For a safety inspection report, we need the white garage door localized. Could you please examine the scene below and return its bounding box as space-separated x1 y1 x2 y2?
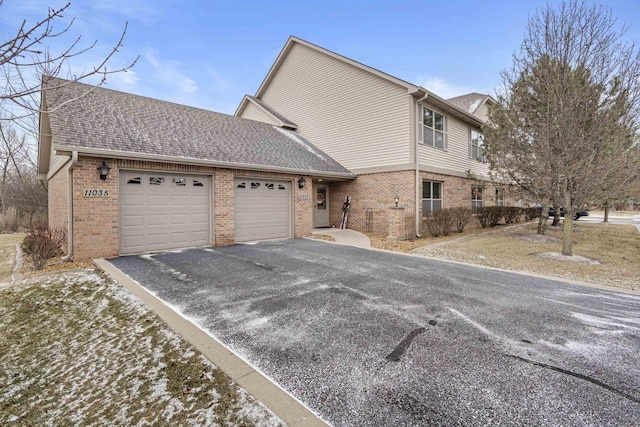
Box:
120 171 211 254
235 179 291 242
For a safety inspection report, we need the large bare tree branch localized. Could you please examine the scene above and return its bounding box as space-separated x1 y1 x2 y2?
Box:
0 0 139 124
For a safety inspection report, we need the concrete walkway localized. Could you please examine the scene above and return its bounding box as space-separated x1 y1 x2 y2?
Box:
311 228 371 248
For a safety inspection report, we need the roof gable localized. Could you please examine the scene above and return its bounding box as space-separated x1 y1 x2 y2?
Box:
40 77 352 178
248 36 484 127
236 95 297 129
447 93 495 115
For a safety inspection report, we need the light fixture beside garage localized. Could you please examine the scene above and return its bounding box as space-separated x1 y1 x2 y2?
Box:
97 161 111 180
298 176 306 189
394 194 399 207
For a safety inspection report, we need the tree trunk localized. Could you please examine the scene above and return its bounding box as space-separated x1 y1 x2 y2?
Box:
552 206 561 226
537 202 549 235
603 200 609 223
562 214 573 255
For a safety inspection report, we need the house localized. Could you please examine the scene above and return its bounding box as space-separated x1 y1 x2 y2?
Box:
37 76 353 260
236 36 505 236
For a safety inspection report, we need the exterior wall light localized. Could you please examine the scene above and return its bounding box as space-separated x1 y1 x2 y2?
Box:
98 160 111 180
298 176 306 189
394 195 399 207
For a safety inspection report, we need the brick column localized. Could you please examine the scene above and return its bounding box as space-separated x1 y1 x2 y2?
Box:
386 206 405 241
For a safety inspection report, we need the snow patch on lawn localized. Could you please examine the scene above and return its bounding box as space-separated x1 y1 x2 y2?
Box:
0 270 284 426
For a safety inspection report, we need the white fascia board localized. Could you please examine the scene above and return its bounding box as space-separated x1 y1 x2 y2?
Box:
53 146 355 180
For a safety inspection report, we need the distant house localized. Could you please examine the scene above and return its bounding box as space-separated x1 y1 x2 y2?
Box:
37 77 353 259
236 36 502 235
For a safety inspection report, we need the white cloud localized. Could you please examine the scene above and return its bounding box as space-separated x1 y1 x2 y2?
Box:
415 75 474 99
107 69 140 88
144 50 198 95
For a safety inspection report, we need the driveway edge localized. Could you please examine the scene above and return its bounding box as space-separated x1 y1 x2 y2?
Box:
94 258 329 427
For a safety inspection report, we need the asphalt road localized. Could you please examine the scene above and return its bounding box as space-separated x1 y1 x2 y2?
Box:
110 240 640 426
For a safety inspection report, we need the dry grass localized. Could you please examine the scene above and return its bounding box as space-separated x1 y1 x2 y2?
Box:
366 226 491 253
310 234 336 242
0 239 283 426
392 222 640 292
0 233 24 282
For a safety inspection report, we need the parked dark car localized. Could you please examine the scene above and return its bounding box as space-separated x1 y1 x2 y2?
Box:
534 205 589 220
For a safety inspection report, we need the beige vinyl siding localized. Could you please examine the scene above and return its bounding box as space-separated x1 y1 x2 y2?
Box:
48 151 70 179
241 102 281 126
259 43 411 170
418 113 489 177
474 102 490 122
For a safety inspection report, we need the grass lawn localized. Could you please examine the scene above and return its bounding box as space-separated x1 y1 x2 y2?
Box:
0 233 25 282
0 235 283 426
370 221 639 292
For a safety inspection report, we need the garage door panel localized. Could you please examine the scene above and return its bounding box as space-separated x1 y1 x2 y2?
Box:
120 171 211 254
235 179 291 242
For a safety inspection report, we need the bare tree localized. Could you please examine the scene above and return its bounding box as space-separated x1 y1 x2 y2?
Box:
1 1 138 131
0 1 137 230
485 0 640 255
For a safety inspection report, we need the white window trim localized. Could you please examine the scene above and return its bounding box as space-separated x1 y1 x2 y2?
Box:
470 129 485 162
471 185 483 214
422 180 443 217
418 105 448 150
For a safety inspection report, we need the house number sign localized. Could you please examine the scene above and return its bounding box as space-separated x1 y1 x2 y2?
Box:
83 189 110 197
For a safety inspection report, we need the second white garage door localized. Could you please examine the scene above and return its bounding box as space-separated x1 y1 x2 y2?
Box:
235 179 291 242
120 171 211 254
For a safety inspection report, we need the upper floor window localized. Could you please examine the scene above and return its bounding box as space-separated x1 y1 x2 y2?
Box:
420 106 447 149
471 185 483 214
470 129 485 162
422 180 443 215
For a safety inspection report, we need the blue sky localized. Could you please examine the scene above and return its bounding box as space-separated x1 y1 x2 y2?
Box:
2 0 639 115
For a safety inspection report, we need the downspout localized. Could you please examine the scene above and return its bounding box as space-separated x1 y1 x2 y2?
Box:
61 151 78 262
414 90 429 237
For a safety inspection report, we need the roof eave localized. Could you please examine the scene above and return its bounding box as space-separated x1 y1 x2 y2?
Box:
53 146 355 180
416 87 484 127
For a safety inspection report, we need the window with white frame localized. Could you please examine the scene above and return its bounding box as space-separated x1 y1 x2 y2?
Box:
422 180 443 215
495 188 505 207
471 185 483 214
470 129 485 162
420 106 447 149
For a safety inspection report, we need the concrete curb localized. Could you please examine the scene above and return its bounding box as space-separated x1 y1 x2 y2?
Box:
94 258 329 427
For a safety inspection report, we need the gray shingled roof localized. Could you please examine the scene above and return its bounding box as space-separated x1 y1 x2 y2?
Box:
43 77 352 176
447 93 489 115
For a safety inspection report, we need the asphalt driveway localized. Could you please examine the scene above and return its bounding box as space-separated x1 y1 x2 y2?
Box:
109 239 640 426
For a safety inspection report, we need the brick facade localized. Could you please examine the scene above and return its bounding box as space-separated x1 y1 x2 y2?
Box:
47 162 70 254
54 156 314 260
325 169 513 237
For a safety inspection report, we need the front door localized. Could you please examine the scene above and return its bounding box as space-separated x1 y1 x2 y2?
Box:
314 184 330 227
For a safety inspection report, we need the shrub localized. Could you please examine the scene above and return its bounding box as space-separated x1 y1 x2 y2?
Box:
524 207 538 221
23 226 67 270
476 206 504 228
503 206 522 224
450 207 472 233
423 208 455 237
1 207 19 232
